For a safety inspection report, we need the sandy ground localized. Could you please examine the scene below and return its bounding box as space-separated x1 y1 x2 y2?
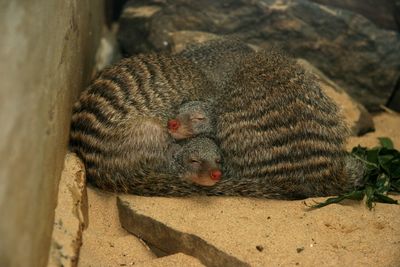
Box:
78 189 156 267
75 111 400 267
118 194 400 267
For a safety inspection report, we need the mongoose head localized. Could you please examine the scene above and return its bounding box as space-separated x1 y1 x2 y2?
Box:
172 137 222 186
168 101 215 140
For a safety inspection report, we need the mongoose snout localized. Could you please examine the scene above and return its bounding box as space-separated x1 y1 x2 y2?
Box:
177 137 222 186
179 155 223 186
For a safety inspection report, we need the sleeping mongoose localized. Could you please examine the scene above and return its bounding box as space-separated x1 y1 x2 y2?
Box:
169 137 222 187
169 38 252 139
70 43 364 198
171 41 365 198
69 53 219 191
210 50 364 199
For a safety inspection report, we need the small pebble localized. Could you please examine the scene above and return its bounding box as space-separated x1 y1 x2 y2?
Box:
296 247 304 253
256 245 264 252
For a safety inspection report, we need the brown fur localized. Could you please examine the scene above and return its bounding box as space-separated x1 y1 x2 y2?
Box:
69 54 219 191
210 50 361 199
70 43 364 199
171 41 365 199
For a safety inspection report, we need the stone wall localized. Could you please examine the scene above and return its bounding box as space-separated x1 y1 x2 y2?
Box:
0 1 104 266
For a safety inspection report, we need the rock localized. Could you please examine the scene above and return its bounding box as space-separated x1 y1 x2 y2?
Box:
117 0 400 110
347 111 400 150
297 58 374 136
168 30 260 54
168 31 220 54
94 24 122 73
117 194 400 266
134 253 205 267
47 153 88 267
386 75 400 112
0 1 103 266
118 4 162 55
310 0 400 31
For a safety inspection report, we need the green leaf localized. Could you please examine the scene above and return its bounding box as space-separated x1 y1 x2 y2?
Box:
379 154 394 174
373 193 398 205
365 186 375 210
375 173 390 194
309 191 365 209
366 148 380 165
388 159 400 178
312 138 399 210
391 180 400 192
378 137 394 149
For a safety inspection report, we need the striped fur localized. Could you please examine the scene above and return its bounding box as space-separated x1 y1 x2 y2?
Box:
211 50 358 198
70 44 364 199
69 54 217 192
180 37 254 88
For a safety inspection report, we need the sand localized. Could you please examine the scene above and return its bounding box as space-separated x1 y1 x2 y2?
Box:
74 111 400 267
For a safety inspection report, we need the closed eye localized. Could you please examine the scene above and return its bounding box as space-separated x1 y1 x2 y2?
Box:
189 159 201 164
191 117 205 121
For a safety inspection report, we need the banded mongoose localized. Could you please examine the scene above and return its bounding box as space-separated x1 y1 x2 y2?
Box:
170 137 222 187
169 38 253 139
69 53 220 191
70 43 364 199
209 50 365 199
172 39 365 198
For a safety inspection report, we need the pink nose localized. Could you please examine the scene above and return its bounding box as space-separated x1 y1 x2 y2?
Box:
168 119 180 131
210 170 222 181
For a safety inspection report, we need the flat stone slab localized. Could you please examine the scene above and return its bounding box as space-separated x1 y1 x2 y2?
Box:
118 194 400 266
134 253 205 267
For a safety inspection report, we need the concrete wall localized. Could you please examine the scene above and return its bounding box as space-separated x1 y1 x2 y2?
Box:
0 1 104 266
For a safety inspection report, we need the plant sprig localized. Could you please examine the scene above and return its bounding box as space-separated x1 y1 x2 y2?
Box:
309 137 400 210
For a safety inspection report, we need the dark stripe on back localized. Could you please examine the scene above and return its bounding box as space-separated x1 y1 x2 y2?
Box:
69 137 105 155
146 60 171 105
99 70 133 106
70 114 109 139
157 57 181 98
74 103 113 126
226 143 343 164
267 131 343 147
88 86 128 115
131 58 153 109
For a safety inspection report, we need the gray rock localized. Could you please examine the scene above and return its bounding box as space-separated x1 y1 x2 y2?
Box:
168 31 220 54
310 0 400 31
386 75 400 112
117 0 400 110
